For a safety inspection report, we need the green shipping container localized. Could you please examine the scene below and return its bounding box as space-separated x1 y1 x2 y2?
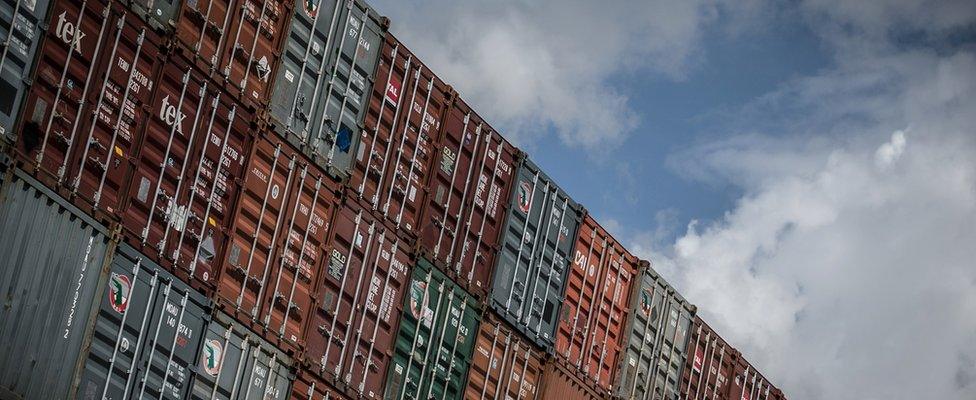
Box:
384 258 481 400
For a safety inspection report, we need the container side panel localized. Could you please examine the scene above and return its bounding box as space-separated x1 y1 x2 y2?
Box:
537 359 603 400
218 0 290 108
464 313 543 400
0 0 50 138
0 171 110 400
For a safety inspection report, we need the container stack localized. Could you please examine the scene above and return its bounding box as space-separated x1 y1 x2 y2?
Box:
0 0 788 399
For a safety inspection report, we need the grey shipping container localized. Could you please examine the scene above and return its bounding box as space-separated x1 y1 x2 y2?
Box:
489 157 582 351
613 266 695 400
0 0 51 139
192 311 294 400
0 168 113 400
268 0 387 181
74 244 212 400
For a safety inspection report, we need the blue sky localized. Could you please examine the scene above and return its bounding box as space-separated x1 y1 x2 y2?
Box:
372 1 976 398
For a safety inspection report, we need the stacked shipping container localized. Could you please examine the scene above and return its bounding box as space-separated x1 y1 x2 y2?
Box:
0 0 788 398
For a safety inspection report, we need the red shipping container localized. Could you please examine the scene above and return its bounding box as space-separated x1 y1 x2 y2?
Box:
349 34 451 238
465 312 544 400
416 98 518 302
173 0 293 110
554 214 639 393
303 199 411 400
121 52 255 298
537 357 604 400
680 317 788 400
14 0 165 220
290 369 353 400
217 134 340 354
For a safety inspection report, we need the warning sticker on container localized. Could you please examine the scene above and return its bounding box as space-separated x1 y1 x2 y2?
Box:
517 181 532 214
108 273 131 314
202 339 223 376
385 76 401 106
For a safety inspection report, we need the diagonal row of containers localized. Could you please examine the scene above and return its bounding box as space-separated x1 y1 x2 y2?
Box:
0 0 787 398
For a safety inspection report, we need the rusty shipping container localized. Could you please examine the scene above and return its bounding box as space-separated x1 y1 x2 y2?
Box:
75 244 211 400
613 266 695 400
217 134 340 355
303 198 411 400
173 0 293 110
191 311 294 400
553 214 639 395
0 0 51 138
537 357 604 400
120 51 255 297
680 317 787 400
290 369 352 400
416 98 518 302
383 258 481 400
464 312 544 400
489 157 583 351
268 0 386 181
14 0 166 220
349 33 452 238
0 169 113 399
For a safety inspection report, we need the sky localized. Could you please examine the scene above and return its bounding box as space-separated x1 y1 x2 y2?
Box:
368 1 976 399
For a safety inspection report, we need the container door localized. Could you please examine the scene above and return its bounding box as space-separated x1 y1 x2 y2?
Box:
0 0 51 138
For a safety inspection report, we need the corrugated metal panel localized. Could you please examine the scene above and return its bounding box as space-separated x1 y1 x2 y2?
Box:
0 0 51 138
416 98 518 302
464 312 543 400
303 199 410 400
120 51 256 297
14 0 167 220
537 358 603 400
384 258 480 400
0 169 112 400
614 266 694 400
218 134 340 355
554 214 639 394
75 244 211 400
191 311 294 400
269 0 386 181
489 157 582 351
289 369 352 400
349 34 451 239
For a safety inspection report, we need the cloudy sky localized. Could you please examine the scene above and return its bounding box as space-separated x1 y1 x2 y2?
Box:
368 1 976 398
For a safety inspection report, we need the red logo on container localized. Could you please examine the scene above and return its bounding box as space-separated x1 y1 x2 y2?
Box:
693 347 704 372
303 0 317 18
108 273 131 314
386 76 402 106
517 182 532 214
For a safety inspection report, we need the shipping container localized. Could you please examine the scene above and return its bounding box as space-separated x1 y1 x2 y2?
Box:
191 311 295 400
268 0 386 182
613 266 694 400
14 0 166 220
0 0 51 138
679 317 787 400
384 258 481 400
537 357 603 400
217 134 340 355
489 157 582 351
464 311 544 400
173 0 293 110
416 98 518 302
0 169 113 400
121 51 255 297
75 244 211 400
553 214 639 394
303 198 411 400
290 369 352 400
126 0 181 32
349 34 452 238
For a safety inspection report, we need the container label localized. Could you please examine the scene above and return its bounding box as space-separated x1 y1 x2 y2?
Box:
409 280 428 319
385 76 401 106
203 339 224 376
693 347 703 372
640 289 653 317
517 181 532 214
108 273 131 314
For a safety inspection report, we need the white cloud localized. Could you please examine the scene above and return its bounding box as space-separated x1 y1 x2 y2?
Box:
642 8 976 399
368 0 730 150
